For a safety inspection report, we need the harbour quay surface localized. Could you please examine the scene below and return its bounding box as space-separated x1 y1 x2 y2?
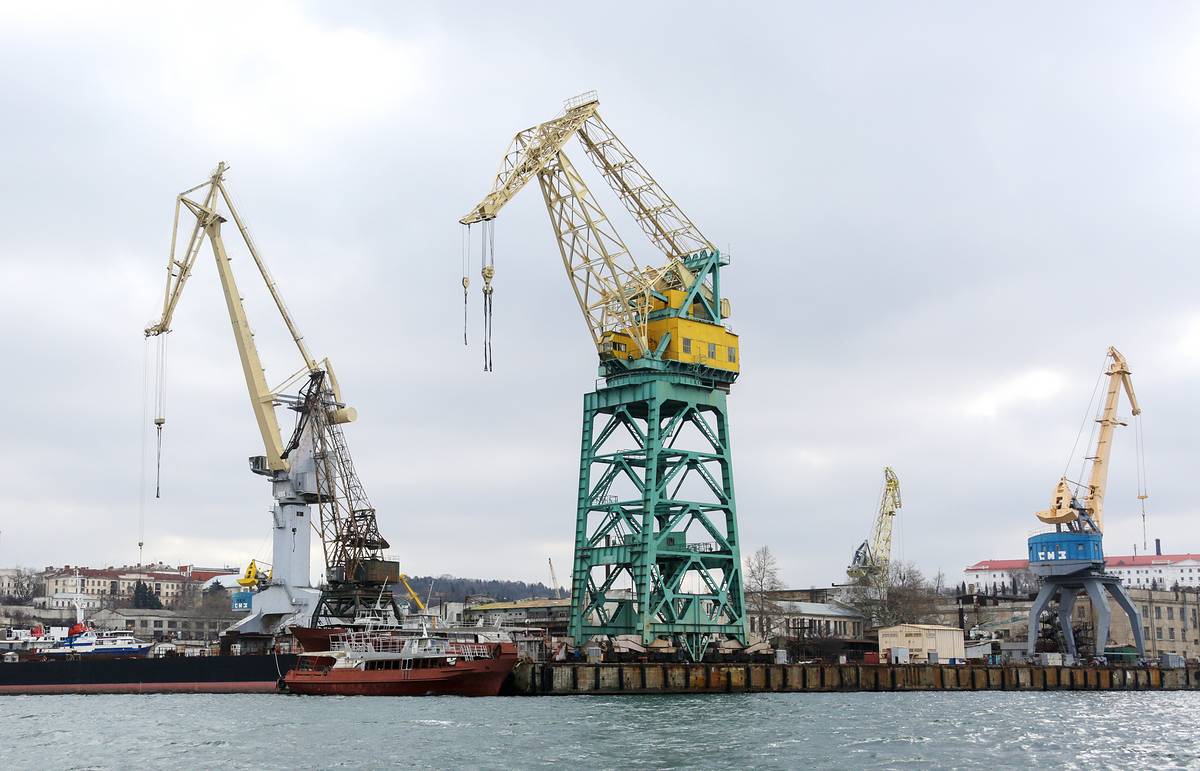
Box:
512 661 1200 695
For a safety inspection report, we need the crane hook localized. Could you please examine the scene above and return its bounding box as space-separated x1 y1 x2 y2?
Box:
481 265 495 372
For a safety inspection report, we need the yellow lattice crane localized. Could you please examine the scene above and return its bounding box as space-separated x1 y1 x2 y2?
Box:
396 574 426 613
460 91 738 374
848 467 901 582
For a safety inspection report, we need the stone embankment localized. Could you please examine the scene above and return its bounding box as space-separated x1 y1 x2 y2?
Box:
512 662 1200 695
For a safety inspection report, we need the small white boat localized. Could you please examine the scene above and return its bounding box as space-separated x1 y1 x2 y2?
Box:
41 628 152 658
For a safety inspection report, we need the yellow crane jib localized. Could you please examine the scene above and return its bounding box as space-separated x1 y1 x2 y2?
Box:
848 467 901 580
1035 346 1141 533
237 559 265 588
397 574 426 612
458 93 738 376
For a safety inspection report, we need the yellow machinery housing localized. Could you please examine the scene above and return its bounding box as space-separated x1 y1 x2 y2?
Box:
600 289 739 374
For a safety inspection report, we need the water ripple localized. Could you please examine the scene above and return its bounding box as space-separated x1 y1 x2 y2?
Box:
1 691 1198 769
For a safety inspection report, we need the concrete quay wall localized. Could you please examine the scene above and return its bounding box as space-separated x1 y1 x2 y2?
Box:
512 662 1200 695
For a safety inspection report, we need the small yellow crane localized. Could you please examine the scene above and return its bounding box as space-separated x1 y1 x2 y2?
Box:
847 467 901 584
396 574 426 612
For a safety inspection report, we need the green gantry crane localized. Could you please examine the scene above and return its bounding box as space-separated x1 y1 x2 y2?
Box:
460 93 746 660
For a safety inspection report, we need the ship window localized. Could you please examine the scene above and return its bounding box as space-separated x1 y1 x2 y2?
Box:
728 346 736 362
682 338 692 354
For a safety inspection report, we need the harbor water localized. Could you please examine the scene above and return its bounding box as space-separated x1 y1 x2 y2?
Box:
2 692 1198 769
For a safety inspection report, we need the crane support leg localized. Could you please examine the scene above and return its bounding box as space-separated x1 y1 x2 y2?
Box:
1025 571 1144 659
1082 577 1113 659
568 376 747 660
1026 582 1056 657
1108 581 1146 657
1057 587 1079 658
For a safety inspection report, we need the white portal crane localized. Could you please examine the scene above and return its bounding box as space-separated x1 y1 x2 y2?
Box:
145 163 392 638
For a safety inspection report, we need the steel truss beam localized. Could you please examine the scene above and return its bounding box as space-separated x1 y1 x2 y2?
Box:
568 378 747 659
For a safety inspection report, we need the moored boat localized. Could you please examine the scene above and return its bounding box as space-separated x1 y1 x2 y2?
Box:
40 626 152 659
284 632 517 696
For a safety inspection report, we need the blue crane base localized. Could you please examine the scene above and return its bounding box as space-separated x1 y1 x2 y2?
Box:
1026 533 1145 659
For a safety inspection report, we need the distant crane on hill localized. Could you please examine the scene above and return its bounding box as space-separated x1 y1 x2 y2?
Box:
847 467 901 590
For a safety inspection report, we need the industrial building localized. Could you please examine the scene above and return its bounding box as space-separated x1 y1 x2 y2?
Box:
37 564 239 610
89 607 241 642
749 600 865 641
463 598 571 637
878 624 966 664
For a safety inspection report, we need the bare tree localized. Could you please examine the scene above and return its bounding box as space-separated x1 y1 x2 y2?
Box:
1010 569 1037 595
2 568 39 605
744 546 784 640
846 561 940 627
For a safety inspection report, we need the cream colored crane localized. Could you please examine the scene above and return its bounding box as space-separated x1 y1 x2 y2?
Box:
460 91 722 359
1036 347 1141 533
145 162 392 632
848 467 901 581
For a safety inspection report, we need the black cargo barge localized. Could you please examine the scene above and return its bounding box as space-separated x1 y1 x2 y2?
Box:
0 654 297 695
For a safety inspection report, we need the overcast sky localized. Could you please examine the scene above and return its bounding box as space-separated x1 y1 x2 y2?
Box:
1 2 1198 589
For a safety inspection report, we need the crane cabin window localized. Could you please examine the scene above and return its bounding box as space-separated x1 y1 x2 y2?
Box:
682 338 692 354
707 343 717 359
727 346 736 363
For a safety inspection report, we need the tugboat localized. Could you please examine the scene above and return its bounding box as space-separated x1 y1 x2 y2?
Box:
284 631 517 696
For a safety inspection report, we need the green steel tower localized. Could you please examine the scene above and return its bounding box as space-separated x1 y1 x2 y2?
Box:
461 93 747 659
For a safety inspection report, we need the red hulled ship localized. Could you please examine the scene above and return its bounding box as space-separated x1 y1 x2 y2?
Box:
283 632 517 696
